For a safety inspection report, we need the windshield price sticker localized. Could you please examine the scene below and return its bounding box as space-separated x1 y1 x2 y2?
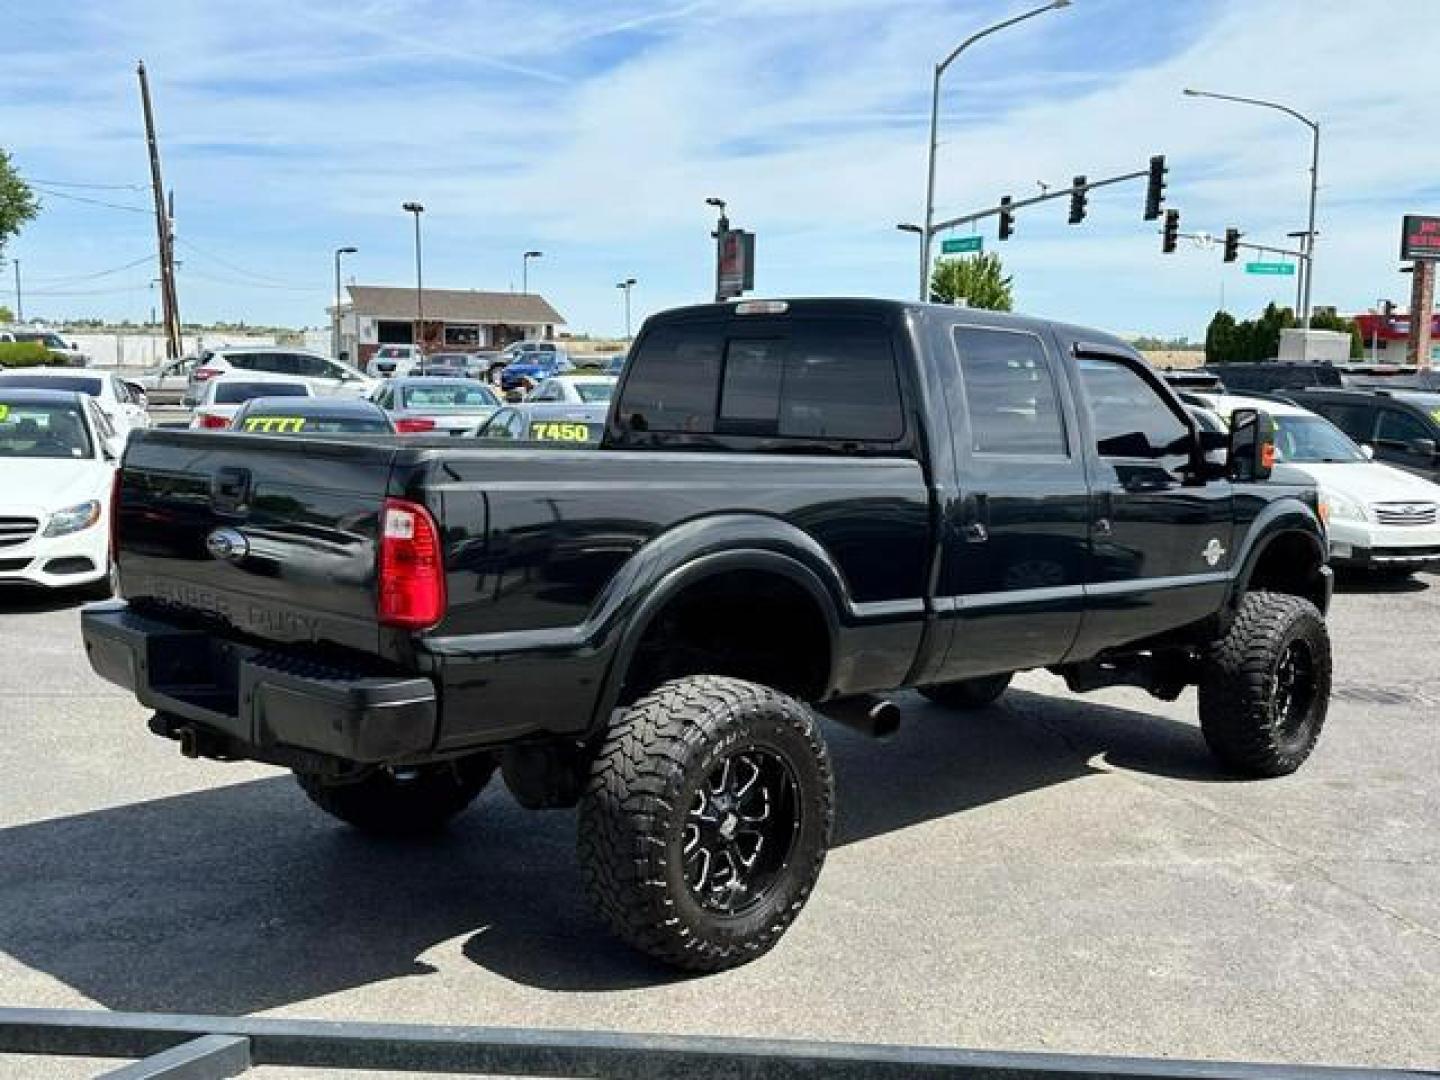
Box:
0 405 9 422
242 416 307 434
529 421 594 442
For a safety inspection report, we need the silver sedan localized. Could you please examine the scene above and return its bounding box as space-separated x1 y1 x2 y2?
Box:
369 377 502 435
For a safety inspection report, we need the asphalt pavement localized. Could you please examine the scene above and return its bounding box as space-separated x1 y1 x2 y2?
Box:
1 574 1437 1078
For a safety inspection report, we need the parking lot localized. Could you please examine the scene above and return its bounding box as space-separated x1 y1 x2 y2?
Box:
1 570 1437 1076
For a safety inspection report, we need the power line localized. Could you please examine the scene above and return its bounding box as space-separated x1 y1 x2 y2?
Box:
23 281 154 297
181 265 323 293
174 236 315 289
22 177 149 192
29 184 152 214
24 254 156 287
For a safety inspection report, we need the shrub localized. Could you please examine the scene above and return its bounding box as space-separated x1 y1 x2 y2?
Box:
0 342 52 367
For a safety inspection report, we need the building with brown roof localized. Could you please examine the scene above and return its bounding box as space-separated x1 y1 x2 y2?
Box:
334 285 565 367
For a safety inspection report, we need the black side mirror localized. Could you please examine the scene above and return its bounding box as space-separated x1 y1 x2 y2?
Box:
1229 408 1277 482
1408 437 1437 458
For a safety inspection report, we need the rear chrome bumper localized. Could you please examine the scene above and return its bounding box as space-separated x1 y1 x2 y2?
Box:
81 603 436 764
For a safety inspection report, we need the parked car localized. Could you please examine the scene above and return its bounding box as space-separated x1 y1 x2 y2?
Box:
369 377 502 435
497 342 574 391
601 353 627 377
1202 361 1343 393
0 388 119 595
0 329 90 367
228 395 395 435
0 368 150 438
88 299 1335 972
473 402 609 444
418 352 495 379
525 375 617 406
367 344 426 379
186 347 373 405
190 378 313 429
135 356 199 406
1284 388 1440 482
1205 393 1440 576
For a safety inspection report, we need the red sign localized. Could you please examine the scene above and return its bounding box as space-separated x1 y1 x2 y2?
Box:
1401 214 1440 261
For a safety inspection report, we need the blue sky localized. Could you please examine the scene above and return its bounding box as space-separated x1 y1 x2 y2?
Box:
1 0 1435 339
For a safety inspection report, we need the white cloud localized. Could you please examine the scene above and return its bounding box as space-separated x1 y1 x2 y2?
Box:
2 0 1435 337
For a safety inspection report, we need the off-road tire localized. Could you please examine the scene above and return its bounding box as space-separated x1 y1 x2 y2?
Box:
920 673 1013 710
294 755 496 836
578 675 834 972
1198 591 1331 777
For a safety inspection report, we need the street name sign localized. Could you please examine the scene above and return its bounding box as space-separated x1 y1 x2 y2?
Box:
1245 262 1295 276
941 236 983 254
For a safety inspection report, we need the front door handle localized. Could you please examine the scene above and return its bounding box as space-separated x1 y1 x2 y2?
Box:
960 492 990 544
1095 489 1114 538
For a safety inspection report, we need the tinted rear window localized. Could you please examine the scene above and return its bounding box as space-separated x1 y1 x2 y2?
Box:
214 381 309 403
621 318 903 442
0 375 102 396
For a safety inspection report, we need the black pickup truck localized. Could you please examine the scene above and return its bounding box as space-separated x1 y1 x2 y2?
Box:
83 299 1333 971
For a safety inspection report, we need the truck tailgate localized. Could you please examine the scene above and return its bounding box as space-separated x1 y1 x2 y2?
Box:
116 430 402 658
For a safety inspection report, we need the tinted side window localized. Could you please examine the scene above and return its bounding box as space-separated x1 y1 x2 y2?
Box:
1305 400 1375 441
291 354 330 378
619 323 723 432
953 328 1066 456
1376 408 1431 447
1078 358 1189 461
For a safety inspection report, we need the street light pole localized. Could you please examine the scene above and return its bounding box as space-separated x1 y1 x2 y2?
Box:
333 246 357 361
12 259 20 323
616 278 637 340
919 0 1071 301
1182 88 1320 329
522 250 543 294
402 202 425 351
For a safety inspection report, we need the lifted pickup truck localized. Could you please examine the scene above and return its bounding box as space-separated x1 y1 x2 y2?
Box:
83 299 1333 971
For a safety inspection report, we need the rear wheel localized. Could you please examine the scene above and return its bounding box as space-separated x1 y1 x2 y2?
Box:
579 676 834 971
294 755 495 836
1198 591 1331 777
920 673 1012 710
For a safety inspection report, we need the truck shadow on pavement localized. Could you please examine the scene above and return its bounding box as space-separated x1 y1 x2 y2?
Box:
0 688 1225 1010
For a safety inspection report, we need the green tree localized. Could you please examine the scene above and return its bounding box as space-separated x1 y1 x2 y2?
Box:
0 304 12 323
0 150 39 265
1309 307 1365 359
929 252 1013 310
1205 310 1238 364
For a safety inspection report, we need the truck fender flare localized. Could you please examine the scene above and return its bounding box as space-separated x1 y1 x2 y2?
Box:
1227 500 1328 607
587 516 848 730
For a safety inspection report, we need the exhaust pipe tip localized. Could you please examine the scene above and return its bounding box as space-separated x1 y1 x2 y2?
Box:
820 695 902 740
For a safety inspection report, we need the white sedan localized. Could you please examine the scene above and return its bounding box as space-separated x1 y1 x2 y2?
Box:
1209 394 1440 576
190 376 314 429
0 388 119 594
0 368 150 439
524 375 617 406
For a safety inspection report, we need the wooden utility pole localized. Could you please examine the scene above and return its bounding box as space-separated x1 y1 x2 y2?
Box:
1407 261 1435 370
138 61 181 360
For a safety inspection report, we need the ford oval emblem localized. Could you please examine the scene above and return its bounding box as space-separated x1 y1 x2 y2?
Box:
206 527 249 562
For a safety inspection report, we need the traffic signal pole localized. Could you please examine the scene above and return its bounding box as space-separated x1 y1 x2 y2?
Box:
928 165 1150 236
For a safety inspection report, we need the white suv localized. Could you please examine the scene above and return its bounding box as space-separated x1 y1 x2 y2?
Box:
185 347 373 405
368 344 425 378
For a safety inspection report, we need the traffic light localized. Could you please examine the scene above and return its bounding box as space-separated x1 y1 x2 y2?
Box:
1223 227 1241 263
1144 155 1166 221
998 195 1015 240
1162 209 1179 253
1068 176 1088 225
1382 299 1395 319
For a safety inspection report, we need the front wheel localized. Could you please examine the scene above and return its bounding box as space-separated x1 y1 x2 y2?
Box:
1198 591 1331 777
294 755 496 836
579 676 834 972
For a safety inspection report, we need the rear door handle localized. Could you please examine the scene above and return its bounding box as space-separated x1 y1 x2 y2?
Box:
1095 490 1114 538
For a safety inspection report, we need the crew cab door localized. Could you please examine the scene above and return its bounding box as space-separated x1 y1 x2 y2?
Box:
1063 342 1233 657
933 324 1089 680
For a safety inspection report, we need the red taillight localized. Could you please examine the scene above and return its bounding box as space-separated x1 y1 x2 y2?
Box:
193 367 221 382
395 417 436 434
196 412 230 429
109 469 123 573
378 498 446 630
